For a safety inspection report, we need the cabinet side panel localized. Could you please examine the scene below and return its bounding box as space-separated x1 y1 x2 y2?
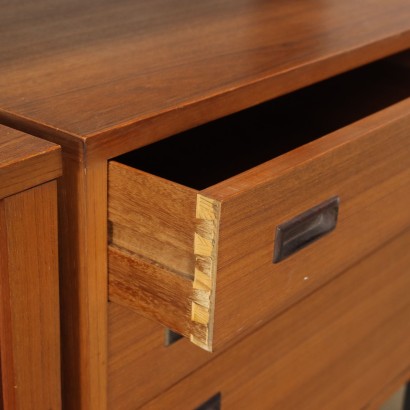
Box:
0 182 61 409
0 200 16 409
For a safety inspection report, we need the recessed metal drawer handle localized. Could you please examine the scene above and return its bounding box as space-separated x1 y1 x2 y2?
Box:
164 328 183 346
195 393 221 410
273 196 340 263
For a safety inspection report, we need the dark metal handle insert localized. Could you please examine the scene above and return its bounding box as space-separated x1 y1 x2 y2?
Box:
164 328 183 346
273 196 339 263
196 393 221 410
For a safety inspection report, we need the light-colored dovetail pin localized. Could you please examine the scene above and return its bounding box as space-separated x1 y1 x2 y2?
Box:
191 194 221 351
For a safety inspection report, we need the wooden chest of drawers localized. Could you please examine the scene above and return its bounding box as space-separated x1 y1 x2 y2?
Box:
0 127 62 409
0 1 410 409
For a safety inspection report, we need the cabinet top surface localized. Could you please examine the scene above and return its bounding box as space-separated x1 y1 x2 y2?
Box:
0 127 59 170
0 0 409 153
0 126 61 198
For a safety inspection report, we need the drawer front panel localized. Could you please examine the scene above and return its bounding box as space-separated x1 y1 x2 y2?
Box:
142 230 410 410
207 99 410 350
109 98 410 352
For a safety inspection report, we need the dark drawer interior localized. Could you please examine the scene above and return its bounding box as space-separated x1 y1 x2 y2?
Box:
115 50 410 190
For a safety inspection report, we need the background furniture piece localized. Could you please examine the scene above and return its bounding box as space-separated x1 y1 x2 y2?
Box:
0 1 409 408
405 384 410 410
0 126 62 409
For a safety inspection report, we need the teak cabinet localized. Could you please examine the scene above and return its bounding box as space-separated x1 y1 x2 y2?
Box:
0 1 410 409
0 127 62 409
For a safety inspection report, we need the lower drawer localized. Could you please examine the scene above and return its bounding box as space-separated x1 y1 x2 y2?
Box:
108 303 211 410
140 229 410 410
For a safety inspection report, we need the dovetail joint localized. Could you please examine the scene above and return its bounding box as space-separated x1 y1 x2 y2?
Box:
191 194 220 351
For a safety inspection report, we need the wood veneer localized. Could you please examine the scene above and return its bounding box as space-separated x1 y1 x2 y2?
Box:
142 230 410 410
0 0 409 158
0 1 409 408
108 303 210 409
0 184 61 409
109 96 410 351
0 127 61 200
0 127 62 409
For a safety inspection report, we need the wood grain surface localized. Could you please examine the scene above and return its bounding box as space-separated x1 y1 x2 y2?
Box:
368 369 410 410
109 163 197 277
0 182 61 409
108 296 409 409
108 163 221 349
56 158 108 410
0 0 409 159
0 350 3 409
0 126 61 199
109 97 410 351
207 98 410 351
108 303 211 410
0 2 408 408
142 229 410 410
109 246 192 336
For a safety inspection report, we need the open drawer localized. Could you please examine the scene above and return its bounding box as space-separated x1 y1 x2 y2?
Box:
108 52 410 351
